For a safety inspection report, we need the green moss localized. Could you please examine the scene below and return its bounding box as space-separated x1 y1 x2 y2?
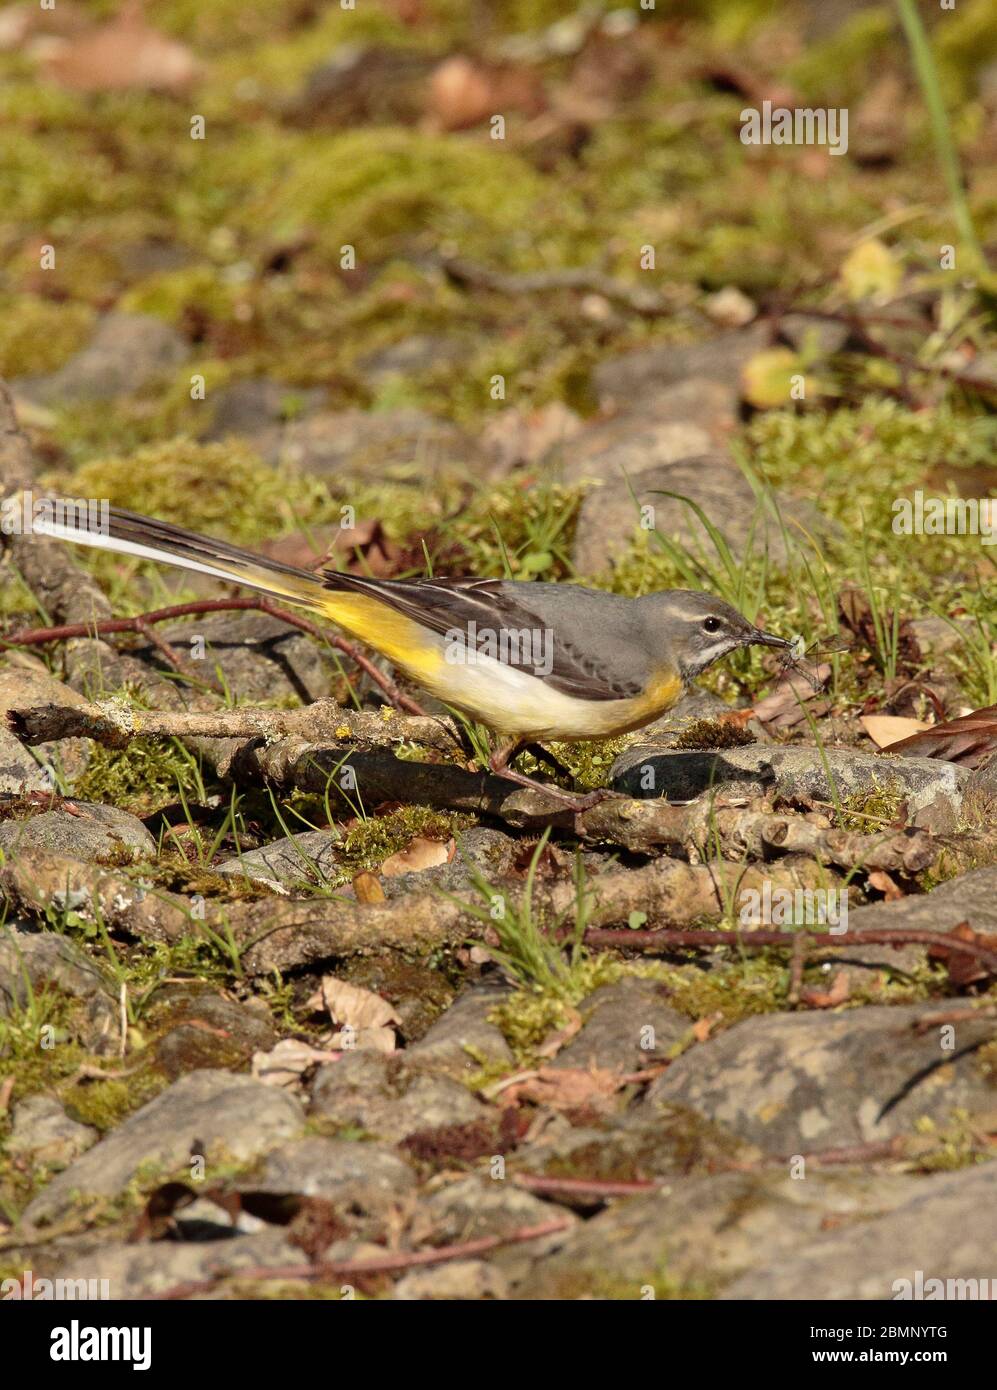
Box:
834 781 907 833
50 438 327 542
340 806 476 877
72 739 202 815
0 296 96 378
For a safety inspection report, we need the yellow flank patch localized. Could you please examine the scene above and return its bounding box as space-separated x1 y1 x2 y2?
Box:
639 668 684 717
319 592 444 684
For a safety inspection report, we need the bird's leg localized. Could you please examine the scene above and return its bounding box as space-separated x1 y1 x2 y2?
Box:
522 741 574 779
487 739 618 812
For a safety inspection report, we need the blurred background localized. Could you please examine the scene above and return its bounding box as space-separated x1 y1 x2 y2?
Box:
1 0 996 677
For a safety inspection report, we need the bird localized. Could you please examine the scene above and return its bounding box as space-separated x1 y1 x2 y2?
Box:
32 504 791 807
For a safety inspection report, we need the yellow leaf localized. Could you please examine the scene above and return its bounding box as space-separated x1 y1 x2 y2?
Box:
839 238 902 303
741 348 807 408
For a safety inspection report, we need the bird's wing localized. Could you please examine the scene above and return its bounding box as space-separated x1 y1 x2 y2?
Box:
321 572 642 701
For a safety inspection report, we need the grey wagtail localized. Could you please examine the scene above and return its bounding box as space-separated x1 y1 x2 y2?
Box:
32 505 791 806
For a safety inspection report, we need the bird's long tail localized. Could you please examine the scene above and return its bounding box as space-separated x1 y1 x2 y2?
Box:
28 502 445 684
31 503 333 612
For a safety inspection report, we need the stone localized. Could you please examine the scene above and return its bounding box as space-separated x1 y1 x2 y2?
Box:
552 416 712 489
21 313 188 403
309 1051 481 1143
24 1071 304 1226
517 1168 924 1298
6 1095 98 1168
203 377 326 440
404 983 514 1079
609 741 968 817
150 989 277 1081
722 1162 997 1300
0 801 155 863
153 610 336 704
645 1000 997 1153
393 1259 510 1300
547 977 687 1072
571 454 831 577
215 830 344 889
0 927 118 1051
592 325 770 413
242 1136 417 1209
256 408 485 481
844 865 997 938
0 665 92 789
19 1227 304 1300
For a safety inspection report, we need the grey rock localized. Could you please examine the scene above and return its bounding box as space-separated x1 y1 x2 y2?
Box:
0 927 117 1050
288 44 434 126
548 977 687 1072
22 313 188 403
310 1051 481 1143
592 325 769 412
405 984 514 1079
151 989 276 1080
722 1162 997 1300
646 1001 997 1153
203 377 326 440
572 454 832 577
256 407 485 481
0 666 91 789
844 865 997 938
0 801 155 863
552 416 712 488
413 1174 575 1285
610 742 968 816
24 1227 303 1300
243 1136 416 1208
517 1169 924 1298
215 830 344 888
152 611 336 704
6 1096 98 1168
359 334 467 384
393 1259 510 1300
24 1071 304 1226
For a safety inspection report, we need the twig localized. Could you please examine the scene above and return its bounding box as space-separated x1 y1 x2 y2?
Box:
1 597 427 716
439 255 680 318
142 1216 572 1300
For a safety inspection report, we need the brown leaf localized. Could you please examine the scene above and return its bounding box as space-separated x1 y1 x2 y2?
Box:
309 977 402 1032
429 55 494 130
252 1038 342 1087
927 922 997 989
380 835 453 876
867 869 905 901
42 6 199 92
352 871 386 903
860 714 932 749
886 704 997 767
497 1066 624 1112
800 970 850 1009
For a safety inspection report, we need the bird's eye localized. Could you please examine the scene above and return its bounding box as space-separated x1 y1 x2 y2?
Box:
702 616 722 634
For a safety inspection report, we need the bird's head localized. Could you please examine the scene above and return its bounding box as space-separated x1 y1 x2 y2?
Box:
641 589 791 681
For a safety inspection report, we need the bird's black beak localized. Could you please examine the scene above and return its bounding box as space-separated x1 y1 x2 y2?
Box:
746 628 793 650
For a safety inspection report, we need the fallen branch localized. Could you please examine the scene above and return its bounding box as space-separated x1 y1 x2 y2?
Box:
8 697 458 758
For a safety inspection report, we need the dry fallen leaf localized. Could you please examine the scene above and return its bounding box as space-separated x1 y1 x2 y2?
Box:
380 836 453 876
867 869 905 901
42 5 199 92
252 1038 342 1087
352 871 386 903
307 976 402 1032
429 55 494 130
860 714 932 749
885 704 997 767
800 970 850 1009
